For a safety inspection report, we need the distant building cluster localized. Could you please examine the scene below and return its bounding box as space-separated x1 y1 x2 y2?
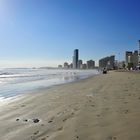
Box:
123 40 140 70
99 40 140 70
58 49 95 69
58 39 140 70
115 40 140 70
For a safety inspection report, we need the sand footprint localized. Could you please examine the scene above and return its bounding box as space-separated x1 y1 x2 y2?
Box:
41 138 46 140
48 116 55 123
57 126 63 131
74 135 79 139
34 130 39 135
63 112 75 122
107 136 117 140
124 109 129 114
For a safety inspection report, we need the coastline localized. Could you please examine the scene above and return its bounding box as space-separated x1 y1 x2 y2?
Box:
0 69 100 99
0 72 100 109
0 71 140 140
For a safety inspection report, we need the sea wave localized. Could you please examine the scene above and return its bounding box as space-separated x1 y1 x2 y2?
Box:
0 68 100 99
0 72 14 76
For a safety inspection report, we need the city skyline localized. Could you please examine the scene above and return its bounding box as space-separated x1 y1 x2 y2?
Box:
0 0 140 68
61 49 95 69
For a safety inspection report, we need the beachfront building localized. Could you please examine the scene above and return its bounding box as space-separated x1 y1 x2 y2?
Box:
125 51 133 69
87 60 95 69
73 49 79 69
125 50 139 69
78 60 83 69
82 63 87 69
64 62 69 69
133 50 139 68
99 55 115 70
69 63 73 69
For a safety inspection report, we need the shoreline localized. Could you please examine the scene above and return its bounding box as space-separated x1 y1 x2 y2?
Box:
0 71 140 140
0 72 100 105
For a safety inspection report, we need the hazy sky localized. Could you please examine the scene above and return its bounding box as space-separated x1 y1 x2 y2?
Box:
0 0 140 68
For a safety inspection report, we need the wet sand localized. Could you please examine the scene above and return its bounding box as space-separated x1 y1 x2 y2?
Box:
0 71 140 140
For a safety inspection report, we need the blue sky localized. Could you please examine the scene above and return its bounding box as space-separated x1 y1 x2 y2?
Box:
0 0 140 67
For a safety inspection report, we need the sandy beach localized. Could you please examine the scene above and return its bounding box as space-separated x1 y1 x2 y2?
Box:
0 71 140 140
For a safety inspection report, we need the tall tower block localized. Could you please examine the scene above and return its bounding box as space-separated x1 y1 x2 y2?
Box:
73 49 79 69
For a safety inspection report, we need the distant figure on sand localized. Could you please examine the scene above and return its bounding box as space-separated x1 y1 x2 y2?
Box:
103 68 107 74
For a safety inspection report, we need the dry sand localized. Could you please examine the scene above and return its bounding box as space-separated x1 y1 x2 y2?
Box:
0 71 140 140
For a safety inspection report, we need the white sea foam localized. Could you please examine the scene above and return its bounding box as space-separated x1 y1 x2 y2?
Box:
0 68 99 99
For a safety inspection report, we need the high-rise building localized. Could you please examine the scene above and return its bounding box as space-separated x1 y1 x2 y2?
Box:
125 50 138 69
87 60 95 69
126 51 133 64
78 60 83 69
73 49 79 69
99 55 115 70
133 50 139 68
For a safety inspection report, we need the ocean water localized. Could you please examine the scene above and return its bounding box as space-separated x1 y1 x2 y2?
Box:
0 68 99 99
